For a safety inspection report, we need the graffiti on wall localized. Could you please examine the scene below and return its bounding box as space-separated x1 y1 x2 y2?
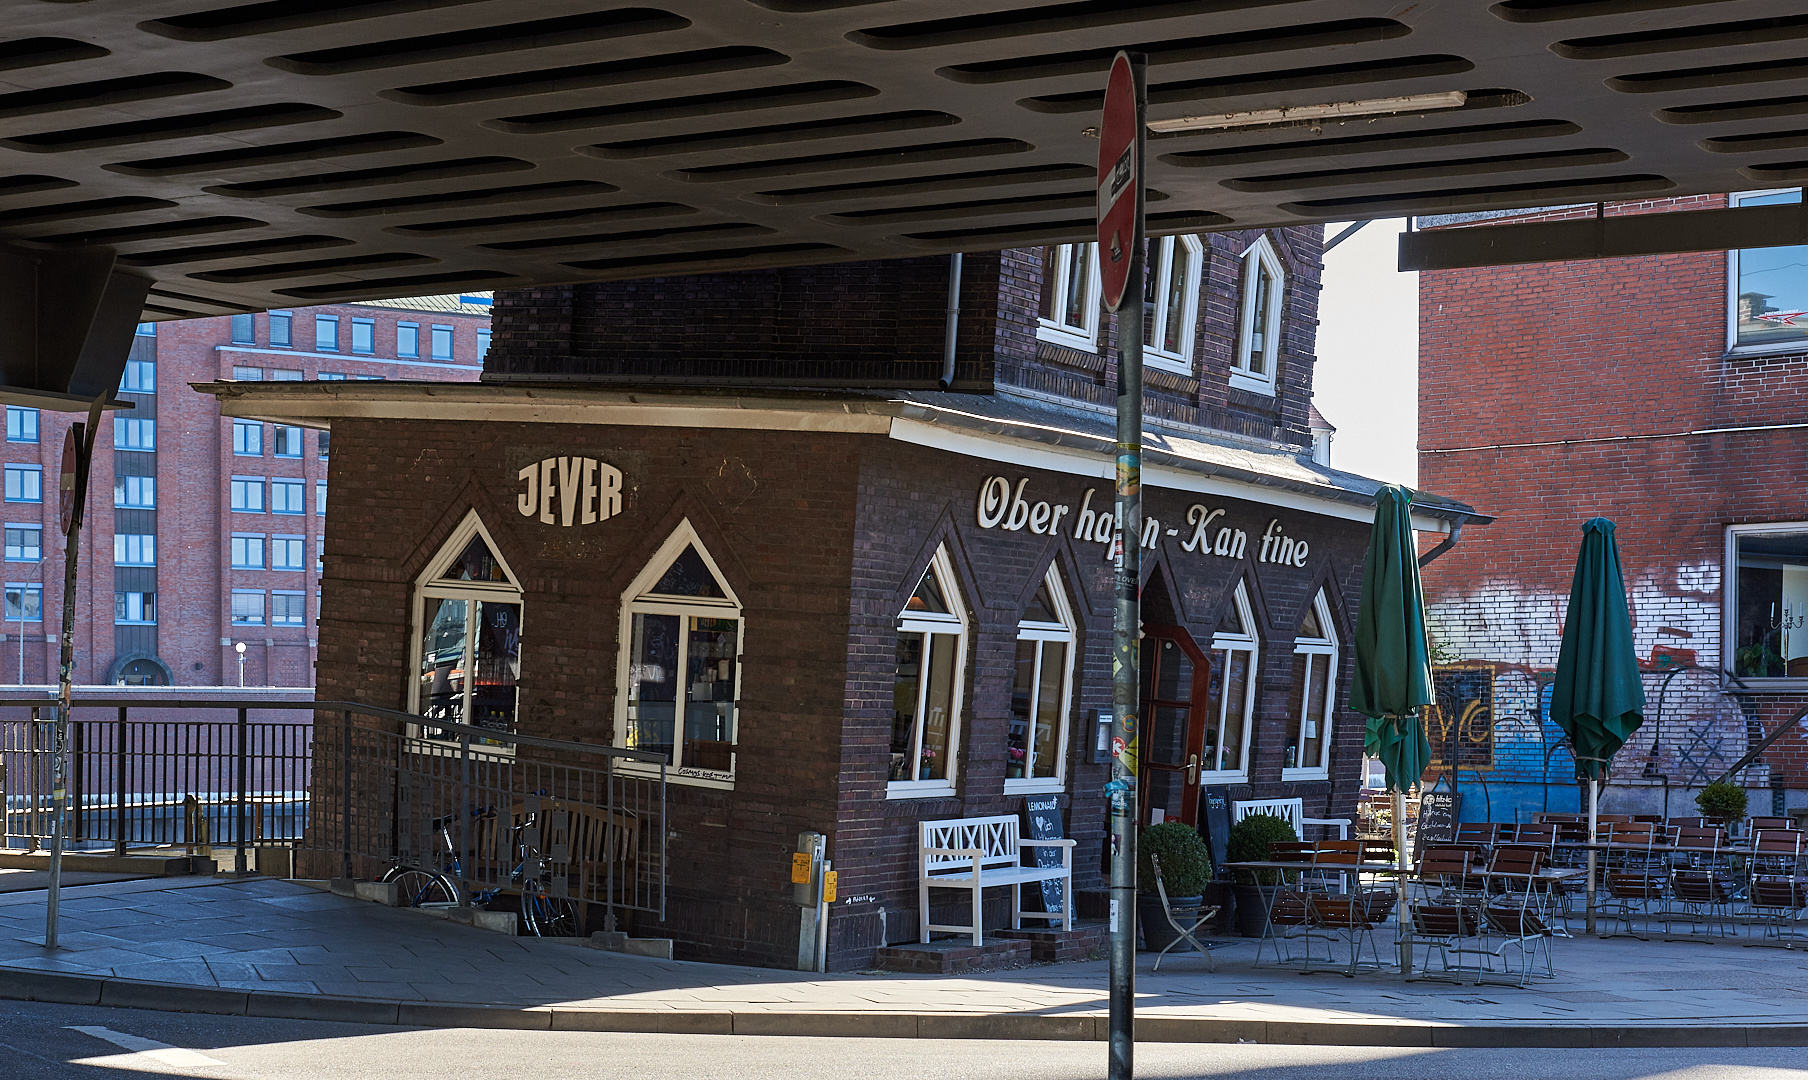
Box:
1427 665 1494 771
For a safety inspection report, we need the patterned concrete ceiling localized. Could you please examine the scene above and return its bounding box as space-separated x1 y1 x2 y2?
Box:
2 0 1803 319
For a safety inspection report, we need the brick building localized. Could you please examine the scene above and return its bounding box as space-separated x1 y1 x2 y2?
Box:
1418 194 1808 824
217 235 1479 969
1 297 489 689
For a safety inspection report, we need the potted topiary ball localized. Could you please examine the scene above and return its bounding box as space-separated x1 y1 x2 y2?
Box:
1136 822 1212 952
1696 780 1749 832
1224 812 1300 938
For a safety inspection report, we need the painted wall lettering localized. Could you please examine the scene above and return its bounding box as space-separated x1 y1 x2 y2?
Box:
517 457 622 527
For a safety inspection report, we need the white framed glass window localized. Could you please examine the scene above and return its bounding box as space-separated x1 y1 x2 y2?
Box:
272 535 305 571
314 314 339 352
5 526 40 562
114 418 155 451
316 480 327 515
1730 189 1808 352
1006 564 1075 794
1036 242 1102 350
115 533 155 567
1233 233 1285 395
614 521 742 785
272 590 306 626
410 511 523 740
271 479 305 514
115 475 155 509
1143 234 1203 374
5 466 41 503
268 311 292 348
231 589 264 625
397 322 419 358
7 583 42 622
351 318 375 354
1725 522 1808 681
1203 580 1260 780
231 476 264 512
431 324 454 360
1285 590 1338 781
121 359 155 393
233 420 263 456
890 545 968 797
231 534 265 569
273 425 304 458
6 408 38 443
115 591 155 624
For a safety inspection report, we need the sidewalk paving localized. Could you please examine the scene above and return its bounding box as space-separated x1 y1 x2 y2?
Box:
0 876 1805 1047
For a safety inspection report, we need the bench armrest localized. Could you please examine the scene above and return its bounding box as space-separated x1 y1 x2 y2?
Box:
922 847 986 861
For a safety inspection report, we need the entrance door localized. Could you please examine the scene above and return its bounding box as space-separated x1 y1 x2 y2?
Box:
1138 625 1213 827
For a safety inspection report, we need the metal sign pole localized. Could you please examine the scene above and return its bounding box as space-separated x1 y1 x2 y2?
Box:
1099 50 1146 1080
47 400 102 950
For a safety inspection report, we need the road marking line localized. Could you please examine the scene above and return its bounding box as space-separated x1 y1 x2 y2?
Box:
66 1025 227 1068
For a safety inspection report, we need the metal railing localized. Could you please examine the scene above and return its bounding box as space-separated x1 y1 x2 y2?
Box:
0 697 667 926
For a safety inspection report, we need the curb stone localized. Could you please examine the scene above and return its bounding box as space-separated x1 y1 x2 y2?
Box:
3 969 1808 1047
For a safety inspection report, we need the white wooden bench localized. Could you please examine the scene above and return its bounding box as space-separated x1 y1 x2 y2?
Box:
919 815 1076 945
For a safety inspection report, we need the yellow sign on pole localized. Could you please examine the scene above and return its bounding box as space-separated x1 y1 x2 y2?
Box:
791 852 812 884
822 870 838 904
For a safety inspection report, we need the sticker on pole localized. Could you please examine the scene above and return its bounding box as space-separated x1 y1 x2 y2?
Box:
1097 51 1139 313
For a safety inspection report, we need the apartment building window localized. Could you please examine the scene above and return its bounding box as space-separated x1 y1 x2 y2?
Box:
1233 234 1284 395
890 545 968 795
5 466 42 503
272 535 305 571
231 534 266 569
115 591 155 624
231 590 264 625
272 591 305 626
231 477 264 512
1036 242 1101 350
316 480 327 516
318 372 346 381
1144 234 1204 374
271 369 303 381
115 533 156 566
114 418 155 451
397 322 419 358
114 475 155 509
1006 565 1075 793
232 366 263 381
6 408 37 443
7 584 41 621
135 322 156 337
5 526 40 562
318 430 330 460
233 420 263 456
121 359 156 393
431 325 454 361
272 479 305 515
477 328 491 359
269 311 292 347
273 426 304 458
1285 590 1339 781
1731 189 1808 350
315 314 339 351
230 314 255 344
317 538 325 573
351 318 375 354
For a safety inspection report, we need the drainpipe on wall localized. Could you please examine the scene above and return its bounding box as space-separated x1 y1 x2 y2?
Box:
939 252 962 390
1417 522 1463 568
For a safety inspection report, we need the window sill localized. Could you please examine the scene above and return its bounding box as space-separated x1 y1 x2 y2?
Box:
1281 767 1330 782
1196 770 1248 784
1228 371 1277 396
615 758 732 789
1035 323 1098 353
1724 676 1808 693
1145 352 1192 377
1004 777 1064 796
887 779 957 799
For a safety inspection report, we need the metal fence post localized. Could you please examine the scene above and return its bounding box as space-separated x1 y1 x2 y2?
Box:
341 709 352 880
236 706 248 875
113 706 126 856
459 730 471 908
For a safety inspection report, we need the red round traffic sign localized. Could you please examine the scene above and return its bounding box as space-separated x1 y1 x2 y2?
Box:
1097 51 1139 313
58 424 80 536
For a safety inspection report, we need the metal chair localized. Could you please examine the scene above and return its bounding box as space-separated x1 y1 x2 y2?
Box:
1600 869 1667 936
1148 853 1222 972
1749 876 1808 943
1304 890 1387 978
1664 869 1735 938
1479 884 1559 987
1403 901 1486 982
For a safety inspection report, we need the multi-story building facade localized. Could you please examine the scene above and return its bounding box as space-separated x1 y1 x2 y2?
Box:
1418 194 1808 824
1 297 489 688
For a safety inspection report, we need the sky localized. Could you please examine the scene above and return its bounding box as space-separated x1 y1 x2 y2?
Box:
1312 218 1418 486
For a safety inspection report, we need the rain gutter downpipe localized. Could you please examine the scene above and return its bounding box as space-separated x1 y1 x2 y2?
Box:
1418 522 1463 568
939 252 962 390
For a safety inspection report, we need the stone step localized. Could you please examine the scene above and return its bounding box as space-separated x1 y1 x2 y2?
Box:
0 849 212 876
873 937 1031 974
998 922 1107 963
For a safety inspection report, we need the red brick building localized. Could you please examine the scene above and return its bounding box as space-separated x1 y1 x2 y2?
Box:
221 236 1479 968
1418 194 1808 823
1 297 489 689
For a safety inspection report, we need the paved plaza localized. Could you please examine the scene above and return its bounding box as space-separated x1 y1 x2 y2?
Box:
0 876 1801 1044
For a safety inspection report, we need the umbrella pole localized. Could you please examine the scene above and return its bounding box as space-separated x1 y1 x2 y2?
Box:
1393 784 1409 978
1585 778 1598 935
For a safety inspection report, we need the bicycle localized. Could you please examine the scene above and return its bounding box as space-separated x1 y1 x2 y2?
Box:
381 803 583 937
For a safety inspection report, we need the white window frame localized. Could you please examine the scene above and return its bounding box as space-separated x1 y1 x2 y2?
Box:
1144 234 1203 375
889 544 969 799
406 510 525 742
612 519 744 789
1284 589 1338 781
1005 563 1076 796
1036 242 1103 351
1723 521 1808 686
1728 188 1808 355
1204 580 1260 783
1233 234 1285 395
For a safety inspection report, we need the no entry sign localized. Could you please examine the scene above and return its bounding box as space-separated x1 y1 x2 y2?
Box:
1097 51 1141 312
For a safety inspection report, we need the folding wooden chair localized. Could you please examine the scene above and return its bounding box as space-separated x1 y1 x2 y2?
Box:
1404 901 1486 982
1664 869 1735 939
1149 853 1222 972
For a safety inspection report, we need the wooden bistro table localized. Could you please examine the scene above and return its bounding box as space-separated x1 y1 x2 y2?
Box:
1221 860 1410 974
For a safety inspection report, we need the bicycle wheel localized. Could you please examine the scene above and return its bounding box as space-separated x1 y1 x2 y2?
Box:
520 889 582 937
381 866 460 907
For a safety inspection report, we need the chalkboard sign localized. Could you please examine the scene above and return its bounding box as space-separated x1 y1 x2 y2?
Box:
1022 795 1066 917
1197 786 1232 879
1415 790 1462 860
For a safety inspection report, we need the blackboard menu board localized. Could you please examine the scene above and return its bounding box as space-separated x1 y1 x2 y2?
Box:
1022 795 1066 916
1415 790 1462 860
1198 786 1231 878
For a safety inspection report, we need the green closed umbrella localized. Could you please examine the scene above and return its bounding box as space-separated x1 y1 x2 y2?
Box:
1350 484 1436 968
1550 517 1645 933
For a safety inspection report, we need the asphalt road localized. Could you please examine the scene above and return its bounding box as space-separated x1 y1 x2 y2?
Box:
1 1000 1804 1080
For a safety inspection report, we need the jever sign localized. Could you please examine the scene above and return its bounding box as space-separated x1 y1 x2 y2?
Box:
1096 51 1139 313
516 456 622 527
